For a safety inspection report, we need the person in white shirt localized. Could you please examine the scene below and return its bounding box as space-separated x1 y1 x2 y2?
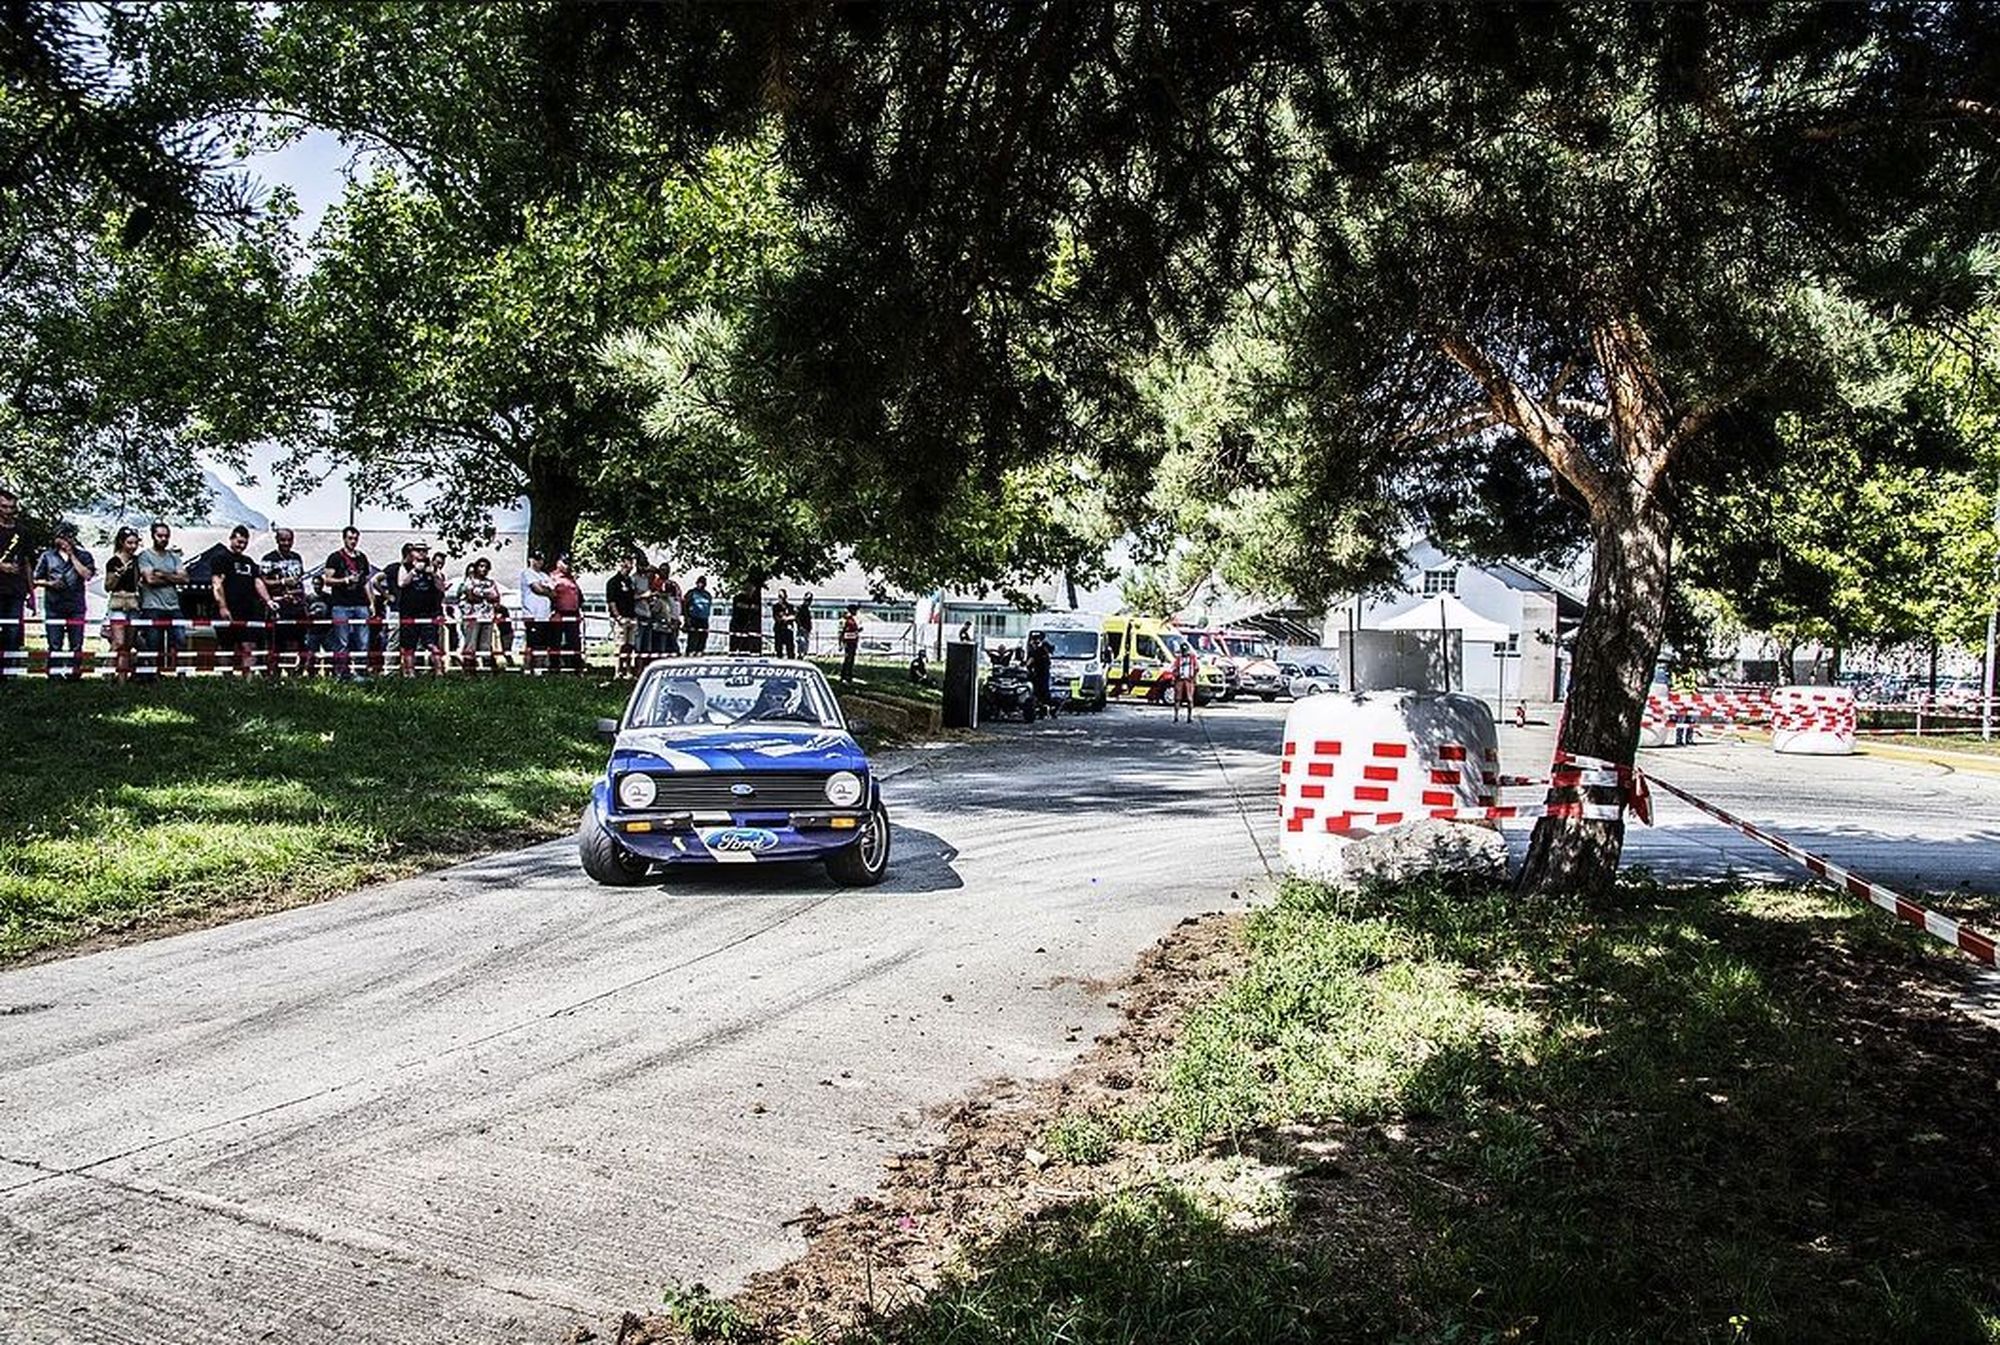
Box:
517 549 553 672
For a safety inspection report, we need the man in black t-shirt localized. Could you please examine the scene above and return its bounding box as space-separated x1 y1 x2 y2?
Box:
395 542 445 675
606 555 638 676
211 525 274 675
728 581 763 654
320 527 374 679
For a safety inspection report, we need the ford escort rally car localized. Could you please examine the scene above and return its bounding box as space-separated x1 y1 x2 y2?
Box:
579 659 890 886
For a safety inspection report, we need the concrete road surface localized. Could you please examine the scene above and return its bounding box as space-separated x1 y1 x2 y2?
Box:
5 698 1997 1344
1498 715 2000 896
0 702 1280 1345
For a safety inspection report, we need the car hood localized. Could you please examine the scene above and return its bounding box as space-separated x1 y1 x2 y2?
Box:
612 724 867 774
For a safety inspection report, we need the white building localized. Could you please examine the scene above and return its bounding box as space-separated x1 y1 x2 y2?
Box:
1313 539 1583 704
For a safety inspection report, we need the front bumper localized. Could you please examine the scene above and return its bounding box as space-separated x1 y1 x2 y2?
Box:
592 785 868 864
1059 670 1106 702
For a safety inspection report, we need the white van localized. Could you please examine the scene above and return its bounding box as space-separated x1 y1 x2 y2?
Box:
1027 612 1109 711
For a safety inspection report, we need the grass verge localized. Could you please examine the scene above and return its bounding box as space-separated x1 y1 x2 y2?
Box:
676 878 2000 1344
0 676 624 963
814 658 946 707
1873 733 2000 758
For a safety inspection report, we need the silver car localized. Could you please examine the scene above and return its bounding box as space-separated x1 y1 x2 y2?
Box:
1280 661 1338 698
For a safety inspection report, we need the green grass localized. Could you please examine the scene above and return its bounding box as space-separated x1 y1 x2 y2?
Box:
0 676 625 961
814 656 946 706
1876 733 2000 757
871 878 2000 1344
1042 1111 1118 1166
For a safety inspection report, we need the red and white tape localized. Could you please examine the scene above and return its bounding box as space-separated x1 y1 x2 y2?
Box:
1642 771 1998 967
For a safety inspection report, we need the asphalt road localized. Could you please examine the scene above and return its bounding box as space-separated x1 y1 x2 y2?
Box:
1499 717 2000 896
0 701 1280 1345
5 698 1998 1344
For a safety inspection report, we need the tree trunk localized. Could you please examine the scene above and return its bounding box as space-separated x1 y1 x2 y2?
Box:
1516 495 1674 897
526 468 587 563
1442 317 1686 899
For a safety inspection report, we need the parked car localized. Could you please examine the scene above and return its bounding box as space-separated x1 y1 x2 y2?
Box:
1921 677 1987 710
1279 661 1339 698
579 658 890 887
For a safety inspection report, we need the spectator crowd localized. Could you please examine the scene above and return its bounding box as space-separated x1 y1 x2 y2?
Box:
0 489 867 684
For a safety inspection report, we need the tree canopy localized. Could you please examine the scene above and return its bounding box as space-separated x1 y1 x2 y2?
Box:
7 0 2000 893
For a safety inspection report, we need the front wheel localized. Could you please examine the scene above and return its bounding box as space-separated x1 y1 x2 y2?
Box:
1259 691 1277 702
579 805 651 885
825 799 891 887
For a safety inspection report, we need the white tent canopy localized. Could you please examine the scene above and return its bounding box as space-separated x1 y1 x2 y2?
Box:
1375 594 1510 643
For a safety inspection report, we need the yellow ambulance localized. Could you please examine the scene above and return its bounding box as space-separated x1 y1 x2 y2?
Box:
1098 614 1226 705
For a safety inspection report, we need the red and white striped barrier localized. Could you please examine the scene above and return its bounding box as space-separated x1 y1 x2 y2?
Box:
1643 771 1997 967
1281 737 1502 834
1277 691 1501 877
1769 685 1857 755
1641 688 1774 746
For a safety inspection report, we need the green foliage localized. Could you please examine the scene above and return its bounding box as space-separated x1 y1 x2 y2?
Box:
260 5 813 569
659 1281 750 1342
0 676 621 960
1681 321 2000 656
1041 1111 1116 1167
0 0 293 519
284 135 799 563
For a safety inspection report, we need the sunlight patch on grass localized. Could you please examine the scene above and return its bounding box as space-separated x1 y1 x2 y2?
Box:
0 677 625 959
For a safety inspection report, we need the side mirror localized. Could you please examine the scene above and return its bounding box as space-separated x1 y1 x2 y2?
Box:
594 717 620 742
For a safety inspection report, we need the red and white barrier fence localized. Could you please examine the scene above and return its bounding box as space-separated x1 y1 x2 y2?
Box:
0 612 610 678
1641 771 1998 968
1276 713 1995 966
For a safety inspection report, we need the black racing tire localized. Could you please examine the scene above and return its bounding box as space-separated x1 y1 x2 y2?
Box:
825 798 891 887
579 805 651 886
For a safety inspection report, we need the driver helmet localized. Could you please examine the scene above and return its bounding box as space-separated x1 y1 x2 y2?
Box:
755 676 802 713
661 678 708 725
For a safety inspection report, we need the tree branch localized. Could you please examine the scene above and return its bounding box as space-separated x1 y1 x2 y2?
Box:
1439 332 1616 518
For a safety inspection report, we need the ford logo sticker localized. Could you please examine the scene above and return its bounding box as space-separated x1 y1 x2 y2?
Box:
703 827 780 854
730 782 757 797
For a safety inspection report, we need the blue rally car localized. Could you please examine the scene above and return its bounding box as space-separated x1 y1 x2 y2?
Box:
580 659 890 887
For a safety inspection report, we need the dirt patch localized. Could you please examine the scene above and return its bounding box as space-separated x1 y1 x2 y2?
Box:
607 909 1252 1344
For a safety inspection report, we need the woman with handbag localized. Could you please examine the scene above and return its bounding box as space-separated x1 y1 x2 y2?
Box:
103 526 142 682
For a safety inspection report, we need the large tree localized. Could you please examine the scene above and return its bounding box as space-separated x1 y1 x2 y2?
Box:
0 0 287 519
574 2 2000 894
283 140 796 561
1260 5 1999 892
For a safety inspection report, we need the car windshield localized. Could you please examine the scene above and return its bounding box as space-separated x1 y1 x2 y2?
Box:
627 661 843 730
1036 630 1098 659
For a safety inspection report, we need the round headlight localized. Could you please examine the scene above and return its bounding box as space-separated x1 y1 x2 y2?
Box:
617 772 658 809
824 771 864 808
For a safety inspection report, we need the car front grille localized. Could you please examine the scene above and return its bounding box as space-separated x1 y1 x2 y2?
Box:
628 770 838 812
